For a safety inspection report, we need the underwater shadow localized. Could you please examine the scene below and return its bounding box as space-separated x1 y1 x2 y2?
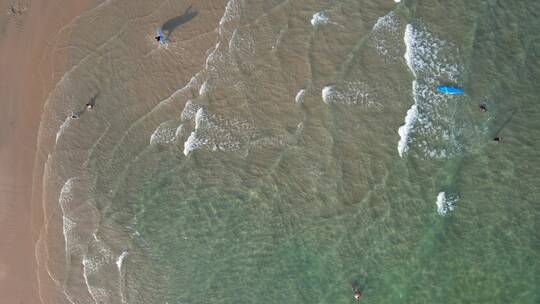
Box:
161 5 198 39
494 108 518 137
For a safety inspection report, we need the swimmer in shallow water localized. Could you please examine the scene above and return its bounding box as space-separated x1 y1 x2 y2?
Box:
352 287 362 301
479 103 488 112
493 137 502 143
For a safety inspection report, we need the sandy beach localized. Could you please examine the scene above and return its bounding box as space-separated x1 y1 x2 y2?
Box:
0 0 89 302
2 0 228 302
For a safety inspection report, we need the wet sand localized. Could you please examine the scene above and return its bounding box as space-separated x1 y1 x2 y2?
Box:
0 0 90 303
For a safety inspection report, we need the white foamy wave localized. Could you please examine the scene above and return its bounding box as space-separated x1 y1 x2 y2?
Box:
150 120 178 145
56 116 74 144
199 81 209 96
373 11 398 32
60 177 75 197
371 11 401 58
295 89 306 104
220 0 238 26
403 24 416 77
183 132 199 156
398 23 464 159
62 216 76 257
59 178 76 255
219 0 240 37
402 23 461 82
322 86 334 104
311 11 331 26
397 24 417 157
229 28 256 71
182 107 280 156
194 108 205 129
436 191 457 215
321 81 379 107
82 255 110 304
397 99 418 157
205 42 222 70
183 108 209 156
116 251 128 273
175 123 186 138
180 100 202 121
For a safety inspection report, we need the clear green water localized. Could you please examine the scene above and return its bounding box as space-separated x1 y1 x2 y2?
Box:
38 0 539 303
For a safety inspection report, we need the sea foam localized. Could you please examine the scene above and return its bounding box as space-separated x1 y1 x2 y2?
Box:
397 98 418 157
436 191 457 215
311 11 330 26
403 24 416 77
397 23 463 158
150 120 178 145
322 81 378 107
295 89 306 104
59 178 76 257
56 116 73 144
371 11 400 58
83 255 109 304
116 251 129 273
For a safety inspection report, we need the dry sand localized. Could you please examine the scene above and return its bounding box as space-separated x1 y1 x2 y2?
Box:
0 0 91 302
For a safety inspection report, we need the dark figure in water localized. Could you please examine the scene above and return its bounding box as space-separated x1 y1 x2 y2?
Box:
155 35 161 42
352 287 363 301
493 137 502 143
479 104 488 112
86 92 99 110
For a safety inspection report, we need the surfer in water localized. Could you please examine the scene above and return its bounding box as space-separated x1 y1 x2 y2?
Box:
352 286 363 301
493 137 502 143
155 28 167 45
479 104 488 112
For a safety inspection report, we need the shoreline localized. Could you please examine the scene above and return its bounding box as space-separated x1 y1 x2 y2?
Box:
0 0 91 303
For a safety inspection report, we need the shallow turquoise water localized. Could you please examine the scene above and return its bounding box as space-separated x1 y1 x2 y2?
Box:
38 0 539 303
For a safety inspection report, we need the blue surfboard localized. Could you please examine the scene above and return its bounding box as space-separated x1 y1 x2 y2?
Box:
155 27 167 45
437 85 464 95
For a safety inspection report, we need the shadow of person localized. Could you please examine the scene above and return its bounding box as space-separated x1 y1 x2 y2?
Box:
161 5 198 40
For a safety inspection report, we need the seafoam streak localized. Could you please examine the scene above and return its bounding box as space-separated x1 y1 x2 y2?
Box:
295 89 306 104
397 24 420 157
436 191 457 215
397 23 463 158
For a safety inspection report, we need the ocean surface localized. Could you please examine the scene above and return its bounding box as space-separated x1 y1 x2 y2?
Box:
35 0 539 303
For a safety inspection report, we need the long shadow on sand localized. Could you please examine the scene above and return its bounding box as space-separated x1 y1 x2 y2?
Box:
161 5 198 40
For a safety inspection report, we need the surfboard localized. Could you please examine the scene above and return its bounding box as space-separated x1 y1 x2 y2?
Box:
436 85 464 95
